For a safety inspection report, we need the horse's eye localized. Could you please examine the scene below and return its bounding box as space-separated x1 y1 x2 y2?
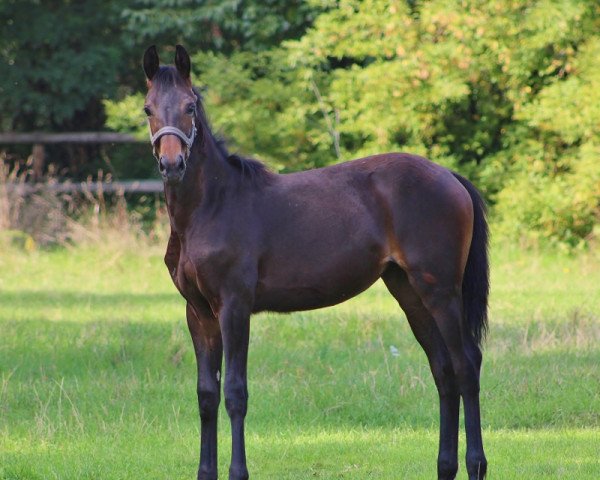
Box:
186 103 196 115
143 106 152 117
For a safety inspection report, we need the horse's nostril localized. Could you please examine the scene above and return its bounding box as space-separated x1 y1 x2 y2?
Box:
177 156 185 171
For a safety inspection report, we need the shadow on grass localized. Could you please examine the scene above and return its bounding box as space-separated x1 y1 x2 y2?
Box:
1 296 599 434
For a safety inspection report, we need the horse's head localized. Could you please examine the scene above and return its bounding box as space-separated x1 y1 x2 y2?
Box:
143 45 198 185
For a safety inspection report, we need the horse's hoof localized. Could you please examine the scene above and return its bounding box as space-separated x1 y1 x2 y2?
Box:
437 455 458 480
466 457 487 479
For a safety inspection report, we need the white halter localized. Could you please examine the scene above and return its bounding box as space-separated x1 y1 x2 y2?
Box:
149 117 197 155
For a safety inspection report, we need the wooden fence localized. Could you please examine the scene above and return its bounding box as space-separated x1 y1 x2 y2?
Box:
3 179 163 195
0 132 143 144
0 131 157 194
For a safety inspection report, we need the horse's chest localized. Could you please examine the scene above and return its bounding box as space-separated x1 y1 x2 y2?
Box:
177 248 229 301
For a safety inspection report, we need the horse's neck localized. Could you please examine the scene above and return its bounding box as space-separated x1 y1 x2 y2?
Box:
164 136 232 234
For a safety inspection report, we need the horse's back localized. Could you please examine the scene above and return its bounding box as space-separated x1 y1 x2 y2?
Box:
270 152 473 256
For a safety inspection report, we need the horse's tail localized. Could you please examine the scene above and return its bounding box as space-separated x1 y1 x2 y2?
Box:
453 173 490 347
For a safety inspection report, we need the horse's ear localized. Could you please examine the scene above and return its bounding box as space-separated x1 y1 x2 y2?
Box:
175 45 191 80
143 45 160 81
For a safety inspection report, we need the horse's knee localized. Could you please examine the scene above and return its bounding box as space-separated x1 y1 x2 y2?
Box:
198 388 220 420
224 382 248 418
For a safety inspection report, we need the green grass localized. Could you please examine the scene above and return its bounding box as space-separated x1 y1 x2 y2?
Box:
0 244 599 479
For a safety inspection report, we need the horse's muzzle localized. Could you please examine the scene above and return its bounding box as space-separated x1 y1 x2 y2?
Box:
159 154 186 185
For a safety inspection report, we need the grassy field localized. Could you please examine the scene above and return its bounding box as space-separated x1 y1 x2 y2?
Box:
0 242 599 479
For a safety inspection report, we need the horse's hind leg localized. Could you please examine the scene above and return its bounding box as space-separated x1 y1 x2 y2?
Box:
382 265 460 480
405 269 487 479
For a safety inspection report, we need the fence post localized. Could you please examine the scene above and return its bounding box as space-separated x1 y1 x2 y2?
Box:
31 144 45 181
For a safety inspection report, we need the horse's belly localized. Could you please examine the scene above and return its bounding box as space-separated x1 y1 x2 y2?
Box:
253 248 385 313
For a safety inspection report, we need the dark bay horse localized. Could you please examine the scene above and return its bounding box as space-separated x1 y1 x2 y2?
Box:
142 45 489 480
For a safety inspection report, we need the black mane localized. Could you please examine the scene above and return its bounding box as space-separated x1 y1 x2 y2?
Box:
214 137 270 182
191 86 271 183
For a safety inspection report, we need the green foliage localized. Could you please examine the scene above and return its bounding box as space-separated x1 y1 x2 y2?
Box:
0 0 131 131
193 50 336 170
122 0 322 53
0 0 322 178
3 0 598 247
495 142 600 249
494 34 600 247
104 94 147 139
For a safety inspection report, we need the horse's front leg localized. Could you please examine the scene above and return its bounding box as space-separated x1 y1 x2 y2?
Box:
219 294 252 480
186 303 223 480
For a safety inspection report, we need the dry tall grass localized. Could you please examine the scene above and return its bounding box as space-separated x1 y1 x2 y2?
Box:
0 156 168 252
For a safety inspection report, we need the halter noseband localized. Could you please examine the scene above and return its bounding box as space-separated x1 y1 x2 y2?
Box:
148 118 197 158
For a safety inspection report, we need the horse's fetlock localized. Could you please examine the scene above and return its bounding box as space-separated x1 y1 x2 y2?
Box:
437 454 458 479
466 452 487 479
229 464 249 480
198 467 218 480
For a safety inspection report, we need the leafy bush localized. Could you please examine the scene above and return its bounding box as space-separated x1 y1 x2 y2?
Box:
101 0 600 248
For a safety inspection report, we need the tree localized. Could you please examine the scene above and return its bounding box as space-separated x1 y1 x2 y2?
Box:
0 0 133 131
0 0 324 178
0 0 139 177
122 0 321 54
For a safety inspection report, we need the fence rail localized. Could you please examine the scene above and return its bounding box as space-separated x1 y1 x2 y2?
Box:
1 131 150 185
3 180 163 195
0 132 143 144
